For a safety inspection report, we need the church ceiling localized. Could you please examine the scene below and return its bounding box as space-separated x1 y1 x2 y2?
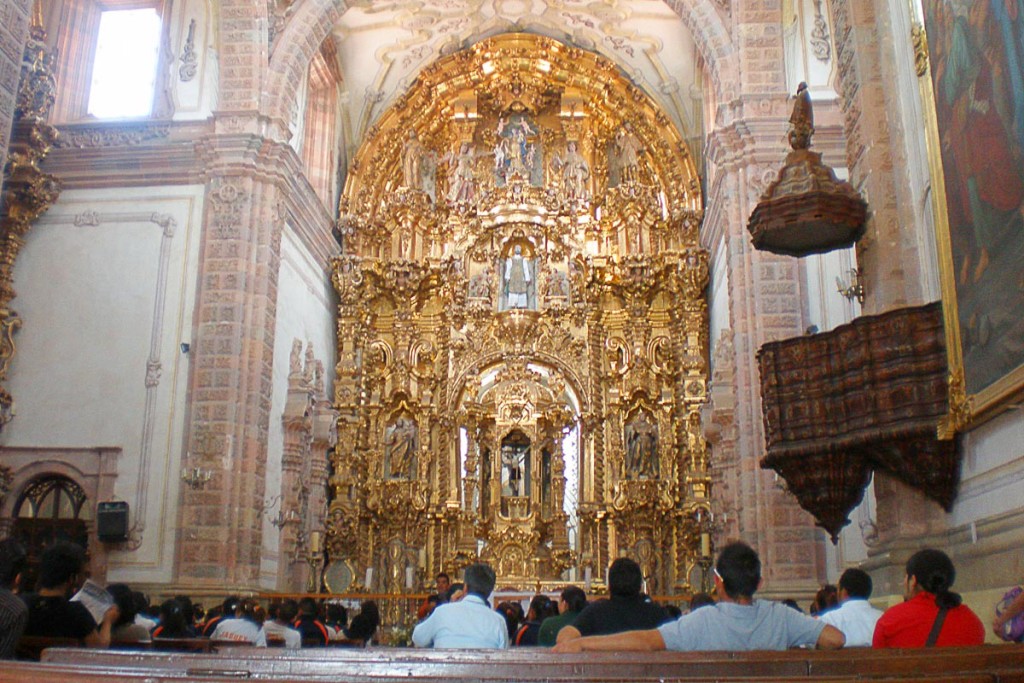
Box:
329 0 703 146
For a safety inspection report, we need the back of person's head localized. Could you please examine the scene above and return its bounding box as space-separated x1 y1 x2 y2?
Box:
496 601 520 639
222 595 242 617
689 592 716 611
838 568 873 600
0 538 26 589
237 598 260 623
325 602 346 626
277 599 298 624
348 600 380 641
811 584 838 615
443 582 464 602
159 598 189 637
560 586 587 613
664 603 683 619
607 557 644 597
107 583 137 627
527 594 551 620
38 541 86 589
132 591 149 618
464 563 496 599
298 596 319 617
781 598 803 612
175 595 196 623
715 542 761 600
906 548 962 608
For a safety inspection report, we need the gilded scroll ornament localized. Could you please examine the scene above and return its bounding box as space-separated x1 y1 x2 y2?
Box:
911 23 929 78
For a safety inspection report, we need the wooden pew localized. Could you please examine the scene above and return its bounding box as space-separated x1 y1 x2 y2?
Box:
36 643 1024 682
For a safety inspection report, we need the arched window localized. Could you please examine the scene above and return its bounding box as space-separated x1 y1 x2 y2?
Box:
13 475 91 589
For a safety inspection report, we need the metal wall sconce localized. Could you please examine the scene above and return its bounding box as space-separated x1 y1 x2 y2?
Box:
181 466 212 489
260 494 301 529
836 268 865 305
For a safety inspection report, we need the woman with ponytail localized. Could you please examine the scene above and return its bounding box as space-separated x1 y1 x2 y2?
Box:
873 549 984 647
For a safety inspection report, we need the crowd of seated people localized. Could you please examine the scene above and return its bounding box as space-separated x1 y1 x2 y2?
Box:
0 536 1008 660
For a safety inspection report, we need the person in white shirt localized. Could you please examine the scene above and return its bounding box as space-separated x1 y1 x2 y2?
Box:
211 598 265 645
412 562 509 649
819 568 884 647
259 599 301 649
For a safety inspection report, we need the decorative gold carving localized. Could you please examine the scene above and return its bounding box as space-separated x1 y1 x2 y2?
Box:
911 23 929 78
938 365 972 440
327 34 710 594
0 15 61 430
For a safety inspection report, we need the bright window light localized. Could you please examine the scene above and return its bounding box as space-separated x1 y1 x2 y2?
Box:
87 9 161 118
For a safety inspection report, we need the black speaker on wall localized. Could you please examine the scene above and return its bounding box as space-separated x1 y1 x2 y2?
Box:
97 501 129 543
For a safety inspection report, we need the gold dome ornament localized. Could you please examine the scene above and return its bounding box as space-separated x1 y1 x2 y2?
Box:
747 83 868 257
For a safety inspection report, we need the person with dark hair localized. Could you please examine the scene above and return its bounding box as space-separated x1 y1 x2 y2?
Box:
325 602 348 640
873 548 984 648
496 601 521 640
810 584 839 616
418 572 451 618
260 599 300 648
0 538 28 659
412 562 508 648
553 542 845 652
132 591 156 632
819 568 883 647
556 558 669 644
689 593 716 612
344 600 380 645
538 586 587 646
107 583 151 643
781 599 803 613
211 597 264 644
152 598 191 639
514 594 553 646
22 541 120 648
293 597 330 646
201 596 240 637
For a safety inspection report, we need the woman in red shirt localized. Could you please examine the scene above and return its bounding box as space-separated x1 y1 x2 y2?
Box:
873 549 984 648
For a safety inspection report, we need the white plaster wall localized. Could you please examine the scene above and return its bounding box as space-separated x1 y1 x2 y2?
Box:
4 186 205 584
950 408 1024 526
707 234 730 367
801 245 860 333
261 226 337 588
169 0 218 121
783 0 839 96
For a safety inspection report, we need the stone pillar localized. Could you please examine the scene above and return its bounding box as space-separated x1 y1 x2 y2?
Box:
704 104 825 597
279 339 313 591
0 0 33 195
176 113 289 589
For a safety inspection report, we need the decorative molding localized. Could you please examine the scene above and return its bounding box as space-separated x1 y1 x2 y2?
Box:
911 23 929 78
179 18 198 82
55 125 171 149
810 0 832 62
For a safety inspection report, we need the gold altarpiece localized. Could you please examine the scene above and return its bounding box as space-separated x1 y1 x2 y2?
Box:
325 35 710 597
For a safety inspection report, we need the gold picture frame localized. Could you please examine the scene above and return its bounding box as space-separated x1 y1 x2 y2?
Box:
914 0 1024 435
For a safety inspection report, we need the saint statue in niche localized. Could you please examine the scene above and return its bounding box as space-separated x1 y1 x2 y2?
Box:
554 140 590 203
501 442 529 497
383 416 418 479
502 245 535 309
624 412 658 479
494 115 542 186
442 142 483 205
401 130 427 191
610 122 643 186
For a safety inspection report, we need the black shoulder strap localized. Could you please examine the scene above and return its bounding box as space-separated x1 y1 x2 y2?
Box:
925 606 950 647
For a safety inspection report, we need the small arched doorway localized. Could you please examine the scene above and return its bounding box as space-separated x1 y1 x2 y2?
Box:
12 475 91 590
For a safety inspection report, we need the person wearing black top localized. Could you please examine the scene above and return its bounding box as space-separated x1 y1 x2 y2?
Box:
344 600 380 645
556 558 670 644
293 597 330 646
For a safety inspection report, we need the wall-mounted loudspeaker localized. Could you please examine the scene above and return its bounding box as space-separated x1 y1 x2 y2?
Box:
97 501 129 543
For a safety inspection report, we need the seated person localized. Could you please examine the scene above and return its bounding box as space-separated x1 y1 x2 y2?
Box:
553 542 845 652
538 587 587 646
324 602 348 640
107 583 151 643
0 538 28 659
152 598 193 639
556 558 670 643
819 568 883 647
873 548 984 648
293 597 330 646
344 600 380 645
260 599 300 648
412 563 508 649
210 598 264 645
514 595 556 646
200 597 240 637
21 541 119 648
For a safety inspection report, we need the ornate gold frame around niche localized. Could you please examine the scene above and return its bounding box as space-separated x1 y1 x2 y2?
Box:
911 0 1024 436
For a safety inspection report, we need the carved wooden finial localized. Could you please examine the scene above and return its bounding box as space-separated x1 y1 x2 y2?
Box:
788 82 814 150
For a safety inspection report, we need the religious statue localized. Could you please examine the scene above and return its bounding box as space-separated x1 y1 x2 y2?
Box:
501 444 527 496
613 123 643 184
789 81 814 150
443 142 483 205
624 413 658 478
554 140 590 203
503 245 533 309
494 115 540 185
383 416 418 479
402 130 427 190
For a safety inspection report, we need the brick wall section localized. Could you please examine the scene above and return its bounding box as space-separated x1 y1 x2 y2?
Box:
0 0 32 202
734 0 787 95
830 0 910 313
218 1 268 112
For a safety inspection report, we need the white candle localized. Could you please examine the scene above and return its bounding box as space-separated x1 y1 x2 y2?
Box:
701 532 711 558
365 567 373 589
406 566 414 589
419 546 426 567
584 565 592 591
310 531 321 552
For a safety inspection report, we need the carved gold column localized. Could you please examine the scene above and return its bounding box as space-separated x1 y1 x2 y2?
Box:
0 4 60 428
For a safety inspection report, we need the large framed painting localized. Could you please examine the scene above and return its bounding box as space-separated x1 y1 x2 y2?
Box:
918 0 1024 431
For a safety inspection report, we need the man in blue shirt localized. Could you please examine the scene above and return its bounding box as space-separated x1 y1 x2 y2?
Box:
412 562 508 649
553 542 845 652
